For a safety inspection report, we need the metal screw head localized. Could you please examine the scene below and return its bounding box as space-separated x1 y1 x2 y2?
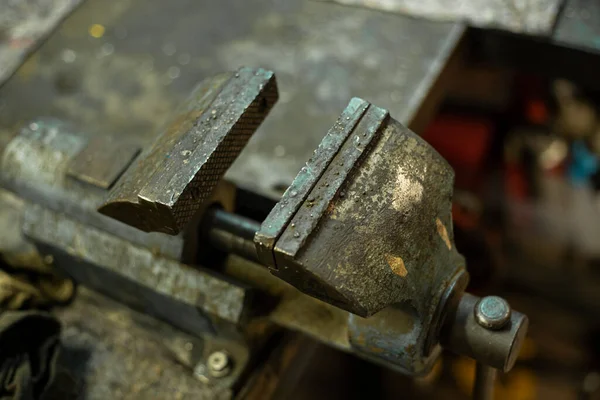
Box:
207 351 231 378
474 296 511 330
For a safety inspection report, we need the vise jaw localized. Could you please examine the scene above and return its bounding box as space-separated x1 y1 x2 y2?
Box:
255 98 465 319
99 67 278 234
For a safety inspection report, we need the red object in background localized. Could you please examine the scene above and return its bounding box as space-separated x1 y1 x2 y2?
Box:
422 114 493 190
452 203 479 231
515 73 549 125
526 99 548 125
504 163 529 200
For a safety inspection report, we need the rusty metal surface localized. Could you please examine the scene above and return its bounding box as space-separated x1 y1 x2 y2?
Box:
347 305 439 375
327 110 465 371
225 253 445 376
0 0 465 199
323 0 563 35
99 67 278 234
225 253 354 351
48 287 229 400
274 100 390 316
258 98 465 320
49 286 308 400
22 204 253 335
254 98 370 269
440 293 529 373
0 0 470 394
0 118 184 259
251 98 468 375
0 0 84 85
67 135 140 189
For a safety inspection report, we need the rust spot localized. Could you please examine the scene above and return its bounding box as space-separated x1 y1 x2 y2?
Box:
436 218 452 250
326 201 336 217
367 346 384 354
356 332 366 346
385 254 407 277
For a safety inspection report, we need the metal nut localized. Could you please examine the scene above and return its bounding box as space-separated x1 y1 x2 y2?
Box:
207 351 231 378
474 296 511 330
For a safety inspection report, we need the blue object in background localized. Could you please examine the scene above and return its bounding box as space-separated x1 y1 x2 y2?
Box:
568 140 599 186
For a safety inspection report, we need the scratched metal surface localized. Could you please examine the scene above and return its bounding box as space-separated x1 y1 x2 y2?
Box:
23 205 251 331
323 0 563 35
0 0 464 199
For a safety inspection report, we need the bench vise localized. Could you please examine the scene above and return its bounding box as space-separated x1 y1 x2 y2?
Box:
0 67 527 399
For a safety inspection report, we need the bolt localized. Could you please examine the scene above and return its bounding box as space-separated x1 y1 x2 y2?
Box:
474 296 511 330
207 351 231 378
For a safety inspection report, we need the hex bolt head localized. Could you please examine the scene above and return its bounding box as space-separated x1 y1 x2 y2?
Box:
207 351 231 378
474 296 511 330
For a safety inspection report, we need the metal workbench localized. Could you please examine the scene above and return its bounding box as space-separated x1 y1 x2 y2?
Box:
0 0 465 198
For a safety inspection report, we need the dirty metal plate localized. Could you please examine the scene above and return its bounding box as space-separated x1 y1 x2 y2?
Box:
322 0 563 35
48 287 228 400
0 118 185 260
275 102 389 262
99 67 278 234
0 0 465 199
254 98 369 268
50 286 309 400
67 135 140 189
271 100 391 316
23 204 252 332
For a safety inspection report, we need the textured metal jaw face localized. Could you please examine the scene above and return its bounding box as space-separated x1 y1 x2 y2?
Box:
98 67 278 235
255 98 465 319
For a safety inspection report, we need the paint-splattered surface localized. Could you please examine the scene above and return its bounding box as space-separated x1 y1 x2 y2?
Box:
0 0 83 85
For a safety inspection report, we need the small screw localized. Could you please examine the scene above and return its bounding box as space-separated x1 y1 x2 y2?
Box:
474 296 511 330
207 351 231 378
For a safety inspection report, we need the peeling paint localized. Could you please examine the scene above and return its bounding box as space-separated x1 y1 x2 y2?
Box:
436 218 452 250
386 254 408 277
